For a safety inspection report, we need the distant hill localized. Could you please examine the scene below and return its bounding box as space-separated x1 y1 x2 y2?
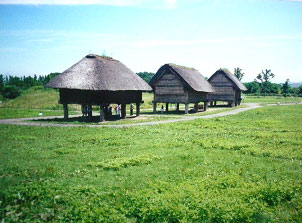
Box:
290 82 302 88
1 86 61 110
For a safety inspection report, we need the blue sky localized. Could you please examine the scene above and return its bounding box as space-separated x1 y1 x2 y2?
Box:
0 0 302 83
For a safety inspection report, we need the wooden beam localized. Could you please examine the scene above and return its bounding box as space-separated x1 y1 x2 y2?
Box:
176 103 179 111
88 104 92 119
99 106 104 122
153 102 157 113
121 104 126 119
204 102 208 111
185 103 189 114
166 103 169 112
63 103 68 120
194 103 198 111
136 102 140 116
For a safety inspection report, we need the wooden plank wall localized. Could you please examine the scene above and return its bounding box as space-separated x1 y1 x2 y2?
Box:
208 73 236 101
59 89 142 105
188 91 208 102
154 73 188 103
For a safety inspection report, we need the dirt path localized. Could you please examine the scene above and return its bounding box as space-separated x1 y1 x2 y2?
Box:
0 103 300 128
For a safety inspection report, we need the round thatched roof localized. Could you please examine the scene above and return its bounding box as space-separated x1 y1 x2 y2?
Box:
46 54 152 91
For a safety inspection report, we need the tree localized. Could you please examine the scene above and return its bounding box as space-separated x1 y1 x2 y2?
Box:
3 85 21 99
281 79 291 97
234 67 244 81
297 85 302 96
244 82 260 94
136 72 154 83
0 74 4 93
254 69 275 95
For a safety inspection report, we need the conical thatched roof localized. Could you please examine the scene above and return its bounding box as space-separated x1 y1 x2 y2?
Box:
209 68 247 91
46 54 152 91
150 63 214 93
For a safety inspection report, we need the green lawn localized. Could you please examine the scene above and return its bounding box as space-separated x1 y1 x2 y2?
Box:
0 108 78 120
1 105 302 222
243 95 302 104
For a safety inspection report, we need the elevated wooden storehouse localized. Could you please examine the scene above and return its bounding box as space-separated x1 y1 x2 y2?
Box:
46 54 152 121
208 68 247 107
149 64 214 114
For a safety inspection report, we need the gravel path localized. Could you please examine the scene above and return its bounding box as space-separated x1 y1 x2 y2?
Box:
0 103 300 128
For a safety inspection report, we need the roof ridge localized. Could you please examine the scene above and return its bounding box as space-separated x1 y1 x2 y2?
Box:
168 63 196 71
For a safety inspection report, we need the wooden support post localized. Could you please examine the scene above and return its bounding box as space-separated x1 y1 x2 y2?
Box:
210 101 213 107
130 104 134 116
99 106 104 122
153 102 157 113
214 101 217 106
63 103 68 120
204 102 208 111
121 104 126 119
176 103 179 111
136 102 140 116
166 103 169 112
88 104 92 119
194 103 198 111
185 103 189 114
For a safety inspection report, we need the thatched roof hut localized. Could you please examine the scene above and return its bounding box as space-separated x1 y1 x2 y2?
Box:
46 54 152 120
150 64 214 113
46 54 151 91
208 68 247 107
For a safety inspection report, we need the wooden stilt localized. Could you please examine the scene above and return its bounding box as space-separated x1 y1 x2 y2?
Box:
153 102 157 113
176 103 179 111
210 101 213 107
185 103 189 114
99 106 104 122
166 103 169 112
194 103 198 111
63 103 68 120
214 101 217 106
136 102 140 116
88 104 92 119
121 104 126 119
204 102 208 111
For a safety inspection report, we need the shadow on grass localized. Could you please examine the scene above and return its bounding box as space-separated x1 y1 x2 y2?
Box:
32 115 137 124
141 109 209 115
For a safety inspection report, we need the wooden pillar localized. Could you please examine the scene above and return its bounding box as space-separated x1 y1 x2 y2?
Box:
121 104 126 119
194 103 198 111
185 103 189 114
130 104 134 116
204 102 208 111
99 106 104 122
166 103 169 112
210 101 213 107
214 101 217 106
88 105 92 119
136 102 140 116
153 102 157 113
176 103 179 111
63 103 68 120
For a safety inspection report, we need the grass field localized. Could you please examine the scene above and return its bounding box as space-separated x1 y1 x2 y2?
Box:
243 95 302 104
0 108 78 120
1 105 302 222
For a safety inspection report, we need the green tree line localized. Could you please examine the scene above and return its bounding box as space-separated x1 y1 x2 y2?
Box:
0 73 59 99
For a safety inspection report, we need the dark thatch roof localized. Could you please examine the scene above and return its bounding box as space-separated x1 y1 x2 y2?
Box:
46 54 152 91
150 63 214 93
209 68 247 91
